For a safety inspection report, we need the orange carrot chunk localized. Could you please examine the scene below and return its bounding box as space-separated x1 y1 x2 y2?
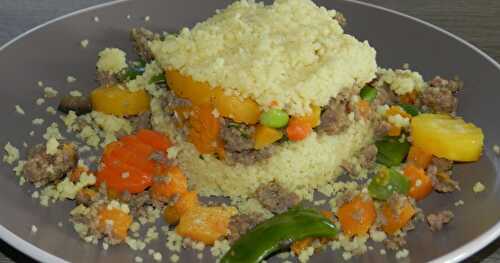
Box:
404 164 433 201
150 166 188 201
338 195 376 236
176 206 235 245
382 199 416 235
407 145 433 169
98 207 133 242
286 118 312 141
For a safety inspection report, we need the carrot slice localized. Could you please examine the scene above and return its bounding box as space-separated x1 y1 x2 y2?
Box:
338 195 376 236
407 145 433 169
286 118 312 141
382 198 416 234
404 164 433 201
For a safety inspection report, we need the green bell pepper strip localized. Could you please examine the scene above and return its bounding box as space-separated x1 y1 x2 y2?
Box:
220 208 337 263
359 85 378 102
368 166 411 200
375 137 410 167
399 103 420 116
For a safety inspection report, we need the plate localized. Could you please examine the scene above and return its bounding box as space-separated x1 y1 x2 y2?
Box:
0 0 499 262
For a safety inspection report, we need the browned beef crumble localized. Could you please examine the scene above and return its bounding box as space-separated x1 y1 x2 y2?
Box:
225 148 274 166
23 143 78 185
317 97 351 135
220 120 255 152
58 95 92 115
96 71 119 87
334 11 347 27
418 76 461 114
129 112 152 131
359 144 378 169
426 210 454 231
427 157 460 192
384 235 407 250
130 28 161 62
228 213 264 243
255 181 301 214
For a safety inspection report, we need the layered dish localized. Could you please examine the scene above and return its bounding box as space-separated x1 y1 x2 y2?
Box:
2 0 486 262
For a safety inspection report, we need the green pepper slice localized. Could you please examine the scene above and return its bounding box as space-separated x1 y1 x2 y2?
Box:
149 73 166 84
220 208 337 263
359 85 378 102
375 137 410 167
399 103 420 116
368 167 411 200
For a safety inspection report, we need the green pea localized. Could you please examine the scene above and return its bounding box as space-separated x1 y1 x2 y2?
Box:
260 109 289 128
360 85 378 102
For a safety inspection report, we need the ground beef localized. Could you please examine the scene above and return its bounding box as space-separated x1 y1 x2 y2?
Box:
373 119 391 139
130 28 161 62
334 11 347 27
372 84 398 107
129 112 152 131
75 188 98 206
128 191 153 216
220 119 255 152
427 157 459 192
225 148 274 166
426 210 454 231
96 71 119 87
23 143 78 185
162 89 191 114
418 76 462 114
384 235 407 250
58 95 92 115
228 213 263 242
255 181 301 214
317 97 351 135
359 144 378 169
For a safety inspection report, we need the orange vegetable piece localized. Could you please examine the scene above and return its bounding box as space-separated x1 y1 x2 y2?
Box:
69 166 87 182
213 88 261 124
91 85 150 117
338 195 376 237
188 104 223 154
385 105 412 119
382 199 416 235
176 206 235 245
320 210 334 220
164 191 200 225
98 207 133 242
404 164 433 201
291 238 314 256
135 129 171 151
356 100 371 119
286 118 312 141
97 130 172 194
387 125 402 137
165 69 215 106
407 145 433 169
254 125 283 149
400 91 417 104
150 166 188 201
166 69 261 124
294 105 321 128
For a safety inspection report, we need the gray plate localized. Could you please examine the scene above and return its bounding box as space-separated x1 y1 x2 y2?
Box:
0 0 499 262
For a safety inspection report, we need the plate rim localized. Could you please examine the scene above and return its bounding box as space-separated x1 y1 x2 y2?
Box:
0 0 499 262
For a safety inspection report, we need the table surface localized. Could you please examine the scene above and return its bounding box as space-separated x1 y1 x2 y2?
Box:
0 0 499 262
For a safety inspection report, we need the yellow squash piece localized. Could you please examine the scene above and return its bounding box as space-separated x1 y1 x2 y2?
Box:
411 113 484 162
165 69 261 124
254 125 283 149
91 85 150 117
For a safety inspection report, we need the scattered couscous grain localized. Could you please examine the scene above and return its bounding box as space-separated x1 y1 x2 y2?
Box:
32 118 45 125
144 16 150 22
134 256 144 263
80 39 89 48
46 106 57 115
69 90 82 97
44 87 58 98
395 249 410 259
36 98 45 106
67 76 77 83
473 182 485 193
454 200 465 207
31 225 38 233
493 144 500 155
3 142 20 165
96 48 127 74
94 16 100 22
37 81 44 87
170 254 180 263
15 105 25 115
153 252 162 262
